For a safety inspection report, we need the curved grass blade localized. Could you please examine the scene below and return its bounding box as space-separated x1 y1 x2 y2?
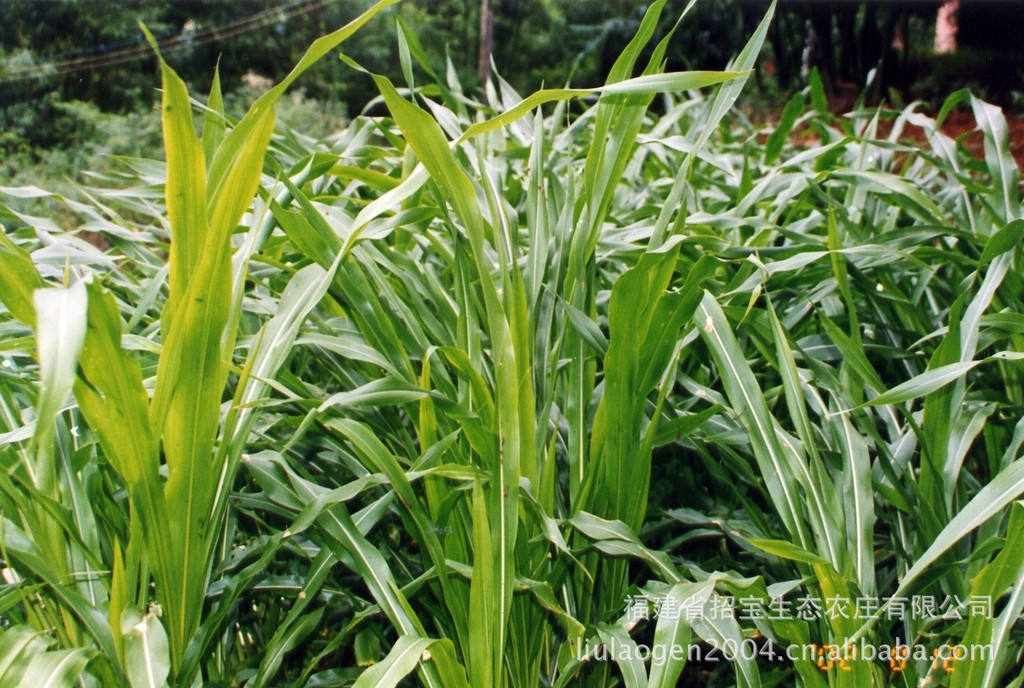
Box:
696 292 811 548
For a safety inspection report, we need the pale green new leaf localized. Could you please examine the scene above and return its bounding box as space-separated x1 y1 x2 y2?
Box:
352 636 450 688
647 581 710 688
123 609 170 688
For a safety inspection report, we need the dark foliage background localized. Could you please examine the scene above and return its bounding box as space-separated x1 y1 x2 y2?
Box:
0 0 1020 187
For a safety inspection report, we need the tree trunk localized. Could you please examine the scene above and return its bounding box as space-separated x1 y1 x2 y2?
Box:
478 0 494 104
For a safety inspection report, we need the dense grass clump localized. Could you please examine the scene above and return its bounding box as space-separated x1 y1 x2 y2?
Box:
1 1 1022 686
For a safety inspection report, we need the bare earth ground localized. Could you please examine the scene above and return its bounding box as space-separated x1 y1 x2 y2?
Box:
774 104 1024 181
881 109 1024 172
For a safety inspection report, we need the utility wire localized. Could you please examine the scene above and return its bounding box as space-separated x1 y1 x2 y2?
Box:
0 0 339 84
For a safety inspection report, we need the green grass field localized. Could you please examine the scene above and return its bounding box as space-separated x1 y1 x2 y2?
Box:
1 1 1023 685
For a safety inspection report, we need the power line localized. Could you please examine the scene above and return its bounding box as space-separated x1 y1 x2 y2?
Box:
0 0 340 84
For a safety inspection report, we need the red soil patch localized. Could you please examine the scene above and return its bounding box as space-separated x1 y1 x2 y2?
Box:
828 82 1024 170
755 78 1024 171
877 109 1024 171
763 104 1024 175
